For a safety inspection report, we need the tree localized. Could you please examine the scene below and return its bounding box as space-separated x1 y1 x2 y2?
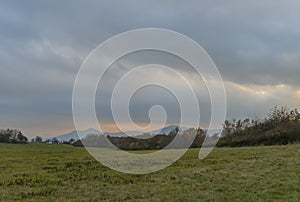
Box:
44 139 51 143
35 136 43 143
0 133 10 143
17 132 28 142
52 137 59 144
0 129 27 143
69 138 75 144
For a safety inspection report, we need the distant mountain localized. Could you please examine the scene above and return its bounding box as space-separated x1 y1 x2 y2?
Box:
54 125 189 142
149 125 188 135
203 129 223 136
104 131 142 137
55 128 101 142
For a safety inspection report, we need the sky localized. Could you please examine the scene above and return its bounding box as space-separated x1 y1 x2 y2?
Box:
1 0 300 137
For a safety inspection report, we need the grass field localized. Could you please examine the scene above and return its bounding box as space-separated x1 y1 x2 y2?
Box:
0 143 299 201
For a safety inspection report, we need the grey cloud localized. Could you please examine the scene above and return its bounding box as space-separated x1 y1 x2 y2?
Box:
1 1 300 136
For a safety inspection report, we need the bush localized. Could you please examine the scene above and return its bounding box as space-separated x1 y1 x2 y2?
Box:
0 129 28 144
218 106 300 147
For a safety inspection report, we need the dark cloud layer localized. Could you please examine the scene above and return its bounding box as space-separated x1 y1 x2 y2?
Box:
0 1 300 136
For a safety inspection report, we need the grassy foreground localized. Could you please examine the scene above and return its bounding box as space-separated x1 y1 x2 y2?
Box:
0 143 299 201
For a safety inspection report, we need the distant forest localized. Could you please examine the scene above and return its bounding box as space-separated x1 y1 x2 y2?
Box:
1 106 300 149
73 128 207 150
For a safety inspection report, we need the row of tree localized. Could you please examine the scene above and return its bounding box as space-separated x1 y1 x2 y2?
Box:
218 106 300 147
73 128 206 150
0 131 73 145
0 129 28 144
73 106 300 149
2 106 299 148
30 136 75 144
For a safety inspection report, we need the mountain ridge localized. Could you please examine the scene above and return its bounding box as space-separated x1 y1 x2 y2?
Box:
54 125 189 142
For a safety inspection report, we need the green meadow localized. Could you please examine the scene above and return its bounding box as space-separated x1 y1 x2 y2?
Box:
0 143 299 201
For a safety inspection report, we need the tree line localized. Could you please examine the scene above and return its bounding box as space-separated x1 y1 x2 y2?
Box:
2 106 300 148
74 106 300 149
217 106 300 147
73 128 206 150
0 129 28 144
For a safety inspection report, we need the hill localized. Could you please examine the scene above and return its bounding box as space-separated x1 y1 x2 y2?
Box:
55 128 101 142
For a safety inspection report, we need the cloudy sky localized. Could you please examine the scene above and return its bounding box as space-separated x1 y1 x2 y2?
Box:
1 1 300 137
